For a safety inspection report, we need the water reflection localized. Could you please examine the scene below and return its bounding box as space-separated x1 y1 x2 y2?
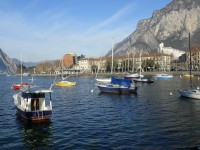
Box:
16 117 54 149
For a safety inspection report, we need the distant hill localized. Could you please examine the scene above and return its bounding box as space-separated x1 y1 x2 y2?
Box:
12 58 37 67
12 58 56 67
106 0 200 57
0 48 17 74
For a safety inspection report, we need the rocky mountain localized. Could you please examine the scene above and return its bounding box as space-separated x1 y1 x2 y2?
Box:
0 48 17 74
106 0 200 57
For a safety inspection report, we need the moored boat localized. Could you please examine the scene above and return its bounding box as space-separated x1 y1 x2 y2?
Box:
155 73 173 79
12 53 30 90
133 77 154 83
178 33 200 99
97 76 138 94
54 55 76 87
95 78 111 83
183 74 194 78
124 73 143 80
54 80 76 86
12 83 29 90
178 89 200 99
13 86 53 122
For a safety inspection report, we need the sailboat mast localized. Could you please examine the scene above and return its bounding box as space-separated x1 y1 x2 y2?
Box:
111 38 114 74
61 56 64 80
140 51 142 79
189 32 192 88
21 53 22 84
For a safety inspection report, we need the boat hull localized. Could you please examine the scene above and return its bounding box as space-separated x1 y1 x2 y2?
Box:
15 107 52 122
178 89 200 99
155 74 173 79
183 74 194 78
12 83 29 90
95 78 111 83
54 81 76 87
97 84 137 94
133 78 154 83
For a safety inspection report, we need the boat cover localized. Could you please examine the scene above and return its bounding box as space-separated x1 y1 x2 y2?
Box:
111 76 132 87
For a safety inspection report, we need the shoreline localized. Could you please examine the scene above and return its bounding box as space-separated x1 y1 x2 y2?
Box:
13 71 200 77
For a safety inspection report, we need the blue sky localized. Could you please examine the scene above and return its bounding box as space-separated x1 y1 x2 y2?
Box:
0 0 171 62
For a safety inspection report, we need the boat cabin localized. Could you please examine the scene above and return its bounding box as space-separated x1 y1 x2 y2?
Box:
18 86 53 112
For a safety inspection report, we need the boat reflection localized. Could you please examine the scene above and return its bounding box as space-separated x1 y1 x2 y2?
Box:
16 117 54 149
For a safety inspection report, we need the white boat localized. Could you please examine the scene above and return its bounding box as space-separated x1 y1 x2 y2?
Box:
96 78 111 83
96 38 114 84
124 73 143 79
13 85 53 122
178 32 200 99
178 89 200 99
155 45 173 79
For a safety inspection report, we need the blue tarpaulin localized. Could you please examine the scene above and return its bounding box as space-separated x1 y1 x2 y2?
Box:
111 76 132 87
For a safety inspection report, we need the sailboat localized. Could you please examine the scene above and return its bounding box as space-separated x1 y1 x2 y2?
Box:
54 56 76 87
12 54 29 90
178 32 200 99
155 48 173 79
97 39 138 94
95 57 111 83
95 39 115 83
132 51 154 83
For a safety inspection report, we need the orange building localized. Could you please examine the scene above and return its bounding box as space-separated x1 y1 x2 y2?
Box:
63 53 76 68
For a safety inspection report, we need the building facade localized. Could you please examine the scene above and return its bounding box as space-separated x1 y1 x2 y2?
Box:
76 53 172 73
186 49 200 70
159 43 185 60
63 52 77 68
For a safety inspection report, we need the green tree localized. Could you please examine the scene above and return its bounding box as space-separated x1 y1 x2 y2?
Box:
77 54 85 61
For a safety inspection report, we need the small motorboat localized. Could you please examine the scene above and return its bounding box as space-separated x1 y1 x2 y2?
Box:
13 86 53 122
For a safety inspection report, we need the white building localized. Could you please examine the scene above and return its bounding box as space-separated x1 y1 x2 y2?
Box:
78 58 91 72
159 43 185 60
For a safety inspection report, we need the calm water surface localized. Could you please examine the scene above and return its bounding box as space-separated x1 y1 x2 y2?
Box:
1 75 200 149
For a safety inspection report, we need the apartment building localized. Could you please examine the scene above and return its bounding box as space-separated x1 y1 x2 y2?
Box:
186 48 200 70
76 53 172 73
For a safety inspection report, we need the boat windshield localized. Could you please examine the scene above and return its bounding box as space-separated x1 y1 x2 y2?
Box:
21 92 45 98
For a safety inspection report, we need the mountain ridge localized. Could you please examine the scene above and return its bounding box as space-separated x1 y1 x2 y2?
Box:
0 48 17 74
106 0 200 56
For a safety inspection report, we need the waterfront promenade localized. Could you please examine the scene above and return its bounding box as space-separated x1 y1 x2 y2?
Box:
17 71 200 77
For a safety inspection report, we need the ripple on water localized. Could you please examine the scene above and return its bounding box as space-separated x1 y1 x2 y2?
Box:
2 76 200 149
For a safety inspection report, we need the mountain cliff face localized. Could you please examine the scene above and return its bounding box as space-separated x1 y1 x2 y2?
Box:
0 48 17 74
106 0 200 56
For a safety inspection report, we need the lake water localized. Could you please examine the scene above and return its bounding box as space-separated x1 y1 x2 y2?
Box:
1 75 200 149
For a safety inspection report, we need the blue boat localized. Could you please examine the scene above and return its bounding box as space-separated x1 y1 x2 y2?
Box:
97 77 137 94
155 73 173 79
13 86 53 122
